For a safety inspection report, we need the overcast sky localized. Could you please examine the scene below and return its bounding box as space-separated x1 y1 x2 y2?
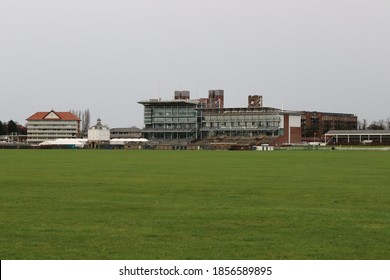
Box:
1 0 389 128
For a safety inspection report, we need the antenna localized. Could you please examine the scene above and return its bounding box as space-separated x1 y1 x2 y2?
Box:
196 78 199 99
157 79 160 99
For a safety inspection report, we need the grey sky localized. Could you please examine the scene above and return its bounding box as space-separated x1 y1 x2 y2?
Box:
1 0 389 128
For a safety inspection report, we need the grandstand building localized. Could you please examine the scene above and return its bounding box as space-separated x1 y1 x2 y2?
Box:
325 130 390 145
137 98 204 142
200 107 300 138
110 127 142 139
26 110 80 145
138 91 302 148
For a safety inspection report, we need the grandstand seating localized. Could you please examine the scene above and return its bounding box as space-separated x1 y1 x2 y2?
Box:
191 135 278 150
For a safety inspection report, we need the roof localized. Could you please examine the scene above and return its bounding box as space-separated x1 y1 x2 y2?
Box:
302 111 357 117
27 110 80 121
110 138 148 145
202 106 281 113
39 139 87 147
138 99 200 106
89 118 109 130
111 127 141 132
325 130 390 135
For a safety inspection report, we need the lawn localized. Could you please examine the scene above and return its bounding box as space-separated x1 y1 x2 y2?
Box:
0 149 389 259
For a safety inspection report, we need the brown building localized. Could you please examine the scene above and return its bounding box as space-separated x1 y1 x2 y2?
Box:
248 95 263 108
206 90 224 109
174 91 190 100
301 111 358 140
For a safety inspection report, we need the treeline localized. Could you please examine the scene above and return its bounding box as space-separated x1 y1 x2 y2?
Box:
358 117 390 130
0 120 27 135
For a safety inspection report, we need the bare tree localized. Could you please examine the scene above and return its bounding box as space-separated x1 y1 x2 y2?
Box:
386 117 390 130
70 109 91 137
378 119 385 129
357 120 363 130
81 109 91 135
362 119 367 130
367 120 385 130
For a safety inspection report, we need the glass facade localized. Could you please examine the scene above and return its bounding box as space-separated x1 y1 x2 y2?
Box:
139 98 290 141
139 100 202 141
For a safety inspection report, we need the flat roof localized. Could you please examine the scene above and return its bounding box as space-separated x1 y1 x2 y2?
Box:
325 130 390 135
202 107 301 115
302 111 357 117
138 99 200 105
200 126 279 132
111 127 141 132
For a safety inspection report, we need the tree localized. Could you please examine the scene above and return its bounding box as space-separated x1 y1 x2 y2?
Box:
302 124 318 138
0 121 6 135
7 120 18 134
385 117 390 130
357 120 363 130
81 109 90 136
367 120 385 130
362 119 367 130
322 120 332 134
378 119 385 130
334 120 345 130
70 109 91 136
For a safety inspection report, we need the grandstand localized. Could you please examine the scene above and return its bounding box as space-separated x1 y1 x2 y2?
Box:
190 135 279 150
138 91 302 150
325 130 390 145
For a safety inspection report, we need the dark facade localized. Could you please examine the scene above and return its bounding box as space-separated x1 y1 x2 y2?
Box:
301 111 358 140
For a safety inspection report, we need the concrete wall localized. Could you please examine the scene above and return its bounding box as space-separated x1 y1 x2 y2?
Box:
88 128 110 141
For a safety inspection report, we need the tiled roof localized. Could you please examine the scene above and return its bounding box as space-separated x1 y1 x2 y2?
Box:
26 110 80 121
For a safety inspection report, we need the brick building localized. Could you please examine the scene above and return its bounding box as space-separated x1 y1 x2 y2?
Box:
301 111 358 140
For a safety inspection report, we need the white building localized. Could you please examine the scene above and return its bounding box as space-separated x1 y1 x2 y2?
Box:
26 110 80 145
88 118 110 148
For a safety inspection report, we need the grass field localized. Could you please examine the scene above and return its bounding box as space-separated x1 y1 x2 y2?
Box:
0 149 389 260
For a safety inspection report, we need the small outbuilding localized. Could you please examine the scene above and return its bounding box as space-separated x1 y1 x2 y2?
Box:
88 119 110 148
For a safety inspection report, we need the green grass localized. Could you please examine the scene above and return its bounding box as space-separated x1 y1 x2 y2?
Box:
0 149 389 259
